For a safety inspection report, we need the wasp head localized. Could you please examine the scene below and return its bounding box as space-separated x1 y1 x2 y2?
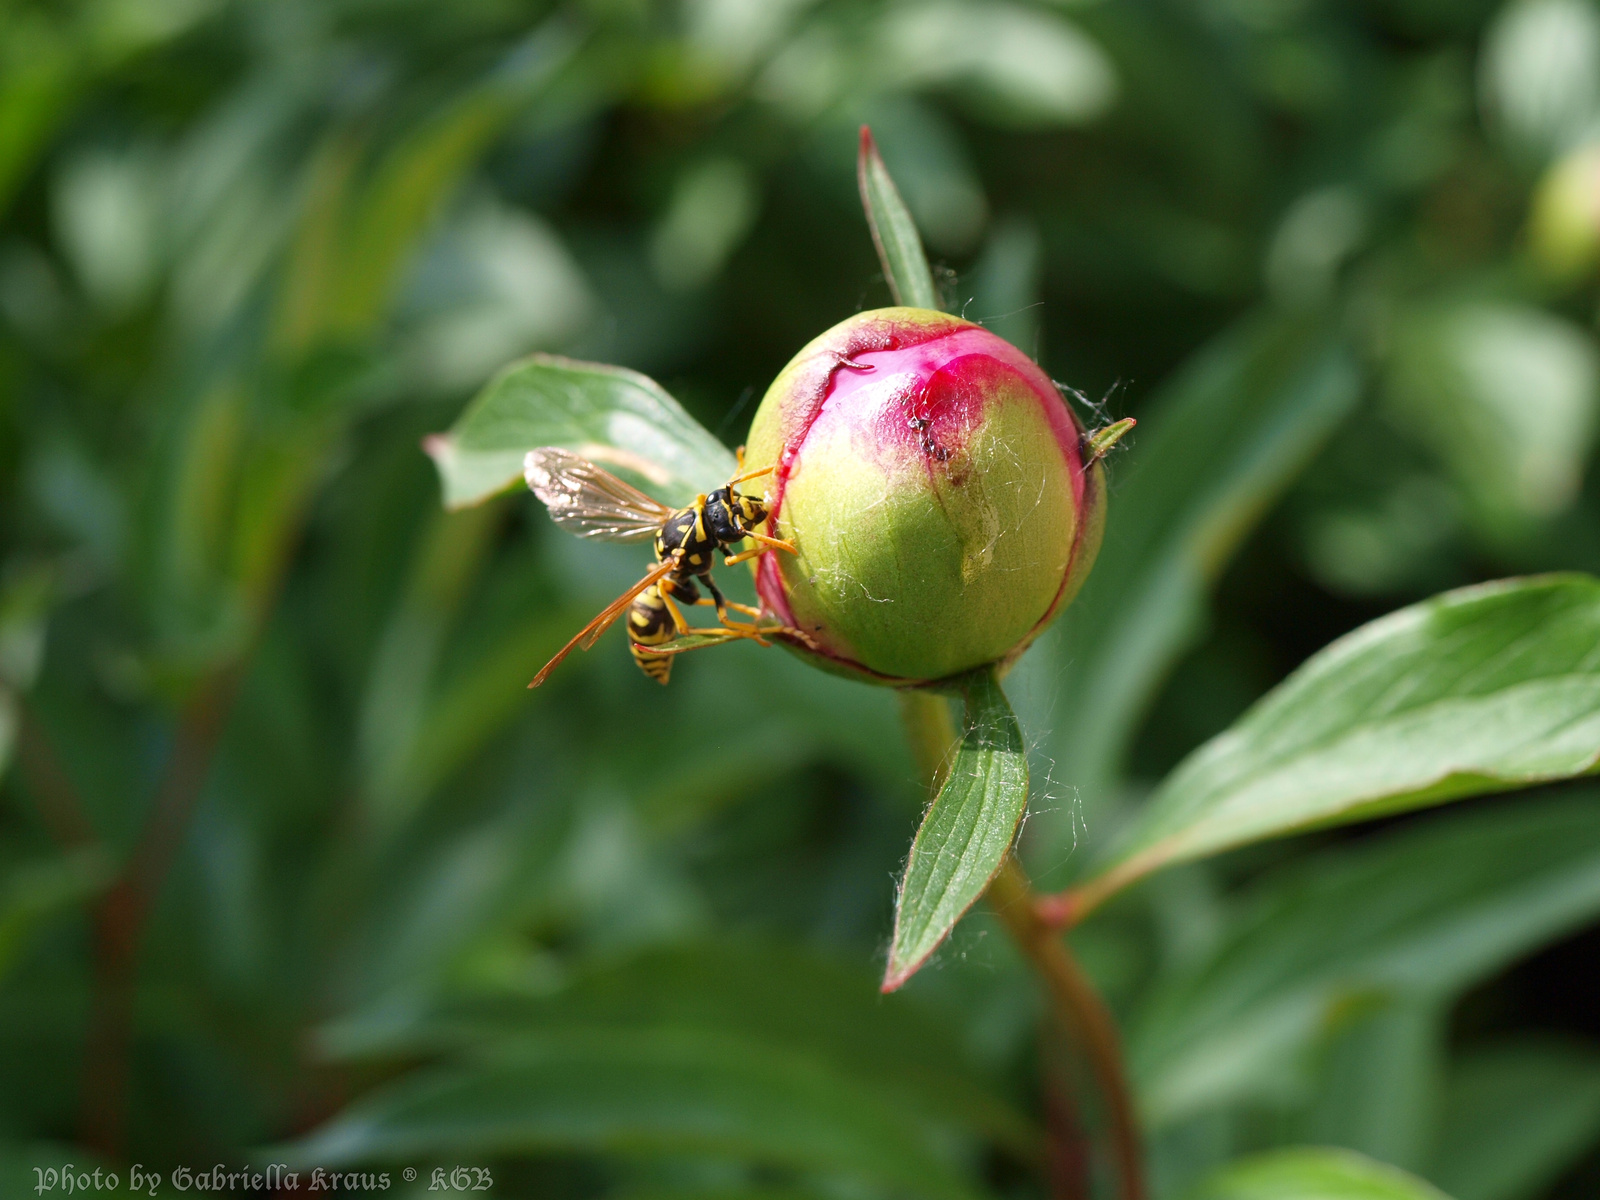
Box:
706 484 768 546
731 486 769 528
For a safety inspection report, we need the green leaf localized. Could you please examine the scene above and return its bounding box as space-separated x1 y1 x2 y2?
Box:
0 849 112 981
1076 574 1600 912
275 20 580 351
1131 792 1600 1125
1429 1039 1600 1200
426 354 736 510
1386 301 1600 526
633 622 800 658
1025 312 1360 881
357 502 503 831
280 1028 986 1200
375 604 592 817
1186 1147 1451 1200
857 126 939 310
885 668 1027 991
319 941 1037 1158
640 630 750 655
874 3 1117 128
1300 997 1443 1176
0 3 213 214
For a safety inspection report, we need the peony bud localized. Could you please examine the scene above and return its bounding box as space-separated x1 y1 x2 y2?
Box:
744 307 1108 685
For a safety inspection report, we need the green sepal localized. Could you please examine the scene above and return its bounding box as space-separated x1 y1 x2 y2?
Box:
857 127 939 312
884 665 1028 991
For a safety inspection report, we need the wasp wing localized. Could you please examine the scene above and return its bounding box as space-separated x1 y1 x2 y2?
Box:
530 556 680 688
524 447 676 542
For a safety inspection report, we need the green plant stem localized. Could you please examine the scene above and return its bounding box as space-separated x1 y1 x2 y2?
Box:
898 689 1146 1200
898 690 958 791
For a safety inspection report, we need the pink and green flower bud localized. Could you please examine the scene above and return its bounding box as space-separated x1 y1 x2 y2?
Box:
745 307 1108 686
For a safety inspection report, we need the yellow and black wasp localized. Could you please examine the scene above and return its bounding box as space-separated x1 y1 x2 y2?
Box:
523 447 799 687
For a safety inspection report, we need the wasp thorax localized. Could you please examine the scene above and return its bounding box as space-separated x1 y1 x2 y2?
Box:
742 307 1107 685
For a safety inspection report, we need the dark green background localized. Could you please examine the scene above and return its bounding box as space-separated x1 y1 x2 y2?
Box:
3 0 1600 1197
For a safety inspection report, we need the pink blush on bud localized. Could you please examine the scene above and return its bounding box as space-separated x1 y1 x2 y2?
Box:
821 329 1081 472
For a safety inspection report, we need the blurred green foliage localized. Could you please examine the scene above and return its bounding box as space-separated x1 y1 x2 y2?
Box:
4 0 1600 1197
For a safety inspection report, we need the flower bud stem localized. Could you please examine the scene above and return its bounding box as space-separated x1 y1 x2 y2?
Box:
898 692 1146 1200
988 859 1146 1200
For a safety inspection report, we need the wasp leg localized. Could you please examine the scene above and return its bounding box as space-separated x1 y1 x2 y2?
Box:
653 581 811 653
724 532 796 565
698 575 765 625
688 598 761 624
657 587 754 638
683 574 760 618
663 587 776 647
657 589 698 636
688 595 763 617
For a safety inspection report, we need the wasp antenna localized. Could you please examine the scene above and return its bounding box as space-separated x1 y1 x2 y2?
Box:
728 464 776 486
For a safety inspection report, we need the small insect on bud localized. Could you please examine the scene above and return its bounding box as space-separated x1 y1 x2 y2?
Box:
744 307 1119 685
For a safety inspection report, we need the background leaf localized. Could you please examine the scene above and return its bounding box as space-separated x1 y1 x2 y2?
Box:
0 850 111 982
285 1028 987 1200
1186 1147 1451 1200
1300 997 1444 1176
1075 575 1600 912
321 940 1037 1157
1131 791 1600 1126
1428 1039 1600 1200
426 354 738 509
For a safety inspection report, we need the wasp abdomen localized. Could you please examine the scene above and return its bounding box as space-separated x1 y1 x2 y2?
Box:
628 585 676 684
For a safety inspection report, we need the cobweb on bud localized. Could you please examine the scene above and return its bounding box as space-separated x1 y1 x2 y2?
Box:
1021 735 1086 870
1056 379 1132 448
1008 641 1088 874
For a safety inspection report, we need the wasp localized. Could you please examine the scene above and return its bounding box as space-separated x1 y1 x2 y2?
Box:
523 447 800 687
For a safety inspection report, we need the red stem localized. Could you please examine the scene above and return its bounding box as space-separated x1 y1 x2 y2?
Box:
988 858 1146 1200
79 666 242 1159
897 692 1146 1200
16 700 100 850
